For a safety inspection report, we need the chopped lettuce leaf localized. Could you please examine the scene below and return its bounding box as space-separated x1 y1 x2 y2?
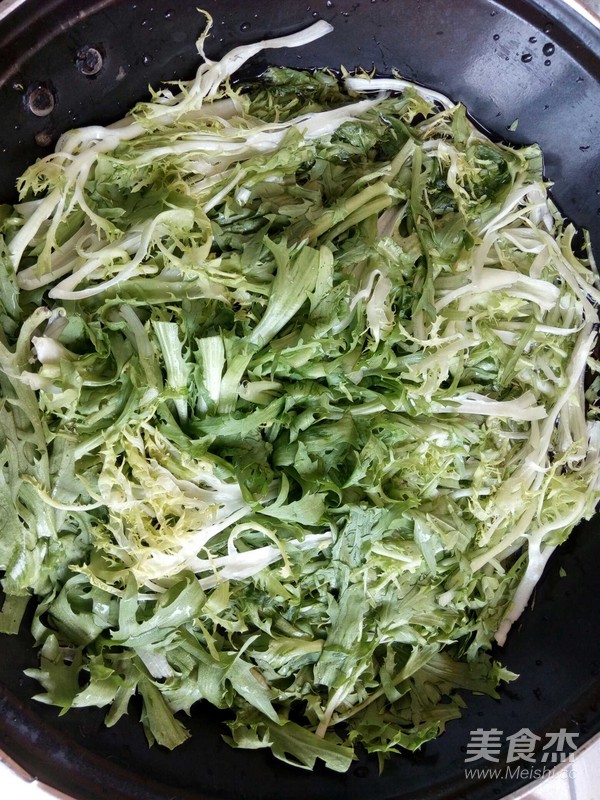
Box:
1 15 599 773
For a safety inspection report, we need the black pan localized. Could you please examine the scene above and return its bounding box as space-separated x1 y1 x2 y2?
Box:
0 2 599 799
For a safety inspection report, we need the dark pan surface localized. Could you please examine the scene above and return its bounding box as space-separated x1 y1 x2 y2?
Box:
0 2 599 799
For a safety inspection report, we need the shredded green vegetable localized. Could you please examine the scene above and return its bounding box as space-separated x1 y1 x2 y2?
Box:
1 17 600 772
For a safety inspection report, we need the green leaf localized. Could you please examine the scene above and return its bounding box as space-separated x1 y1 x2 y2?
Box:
225 654 280 723
226 716 354 772
0 593 30 634
138 675 191 750
249 242 320 347
0 467 22 572
112 574 206 647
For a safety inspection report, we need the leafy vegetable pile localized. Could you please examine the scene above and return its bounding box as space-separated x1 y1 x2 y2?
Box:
1 18 600 772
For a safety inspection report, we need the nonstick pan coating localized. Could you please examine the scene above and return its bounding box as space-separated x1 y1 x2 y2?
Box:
0 2 599 799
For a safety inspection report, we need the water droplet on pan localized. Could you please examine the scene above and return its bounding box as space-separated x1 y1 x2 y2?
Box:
493 34 500 41
164 9 174 19
544 22 553 33
542 42 555 56
544 59 551 66
142 54 152 65
521 52 533 63
240 21 251 31
529 35 537 43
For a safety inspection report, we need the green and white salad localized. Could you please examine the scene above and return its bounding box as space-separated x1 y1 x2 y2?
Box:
1 17 599 772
